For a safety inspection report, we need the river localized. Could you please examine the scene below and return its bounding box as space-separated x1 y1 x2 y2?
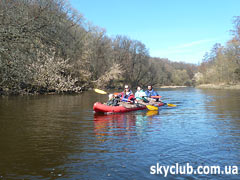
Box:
0 88 240 179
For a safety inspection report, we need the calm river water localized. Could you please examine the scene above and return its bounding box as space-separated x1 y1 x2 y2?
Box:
0 88 240 180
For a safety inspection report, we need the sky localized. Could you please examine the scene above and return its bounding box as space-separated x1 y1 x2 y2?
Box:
69 0 240 64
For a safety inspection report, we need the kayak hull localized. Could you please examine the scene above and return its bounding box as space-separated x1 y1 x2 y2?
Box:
93 102 164 113
93 102 146 113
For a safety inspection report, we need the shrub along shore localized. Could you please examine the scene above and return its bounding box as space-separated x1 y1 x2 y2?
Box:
0 1 239 96
0 0 197 96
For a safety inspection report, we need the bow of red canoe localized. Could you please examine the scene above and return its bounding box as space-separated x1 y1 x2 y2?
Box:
93 102 164 113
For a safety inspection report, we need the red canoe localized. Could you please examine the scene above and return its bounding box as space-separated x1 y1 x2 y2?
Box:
93 102 164 113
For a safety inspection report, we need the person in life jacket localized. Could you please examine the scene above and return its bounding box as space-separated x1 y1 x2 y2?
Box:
118 85 135 102
135 86 148 103
106 94 119 106
145 85 159 101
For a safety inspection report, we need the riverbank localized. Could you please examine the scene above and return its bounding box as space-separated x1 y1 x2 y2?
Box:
0 87 85 96
197 83 240 90
160 85 188 88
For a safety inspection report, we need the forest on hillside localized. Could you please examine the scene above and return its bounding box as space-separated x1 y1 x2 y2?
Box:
2 0 238 95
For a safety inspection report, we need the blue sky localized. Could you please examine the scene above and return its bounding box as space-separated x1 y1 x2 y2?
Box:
69 0 240 64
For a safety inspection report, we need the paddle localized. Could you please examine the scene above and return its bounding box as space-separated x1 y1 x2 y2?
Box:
94 88 107 94
146 110 158 116
146 103 177 110
166 103 176 107
146 105 158 111
145 95 177 108
94 89 119 96
150 96 162 99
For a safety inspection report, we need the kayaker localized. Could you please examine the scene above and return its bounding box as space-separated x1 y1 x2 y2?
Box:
106 94 119 106
135 86 148 103
118 85 135 102
145 85 159 101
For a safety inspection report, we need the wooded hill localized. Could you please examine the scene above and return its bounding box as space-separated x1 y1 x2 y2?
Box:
196 17 240 85
4 0 238 95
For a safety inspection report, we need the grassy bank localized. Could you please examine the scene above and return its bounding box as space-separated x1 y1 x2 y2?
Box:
160 85 188 88
197 83 240 90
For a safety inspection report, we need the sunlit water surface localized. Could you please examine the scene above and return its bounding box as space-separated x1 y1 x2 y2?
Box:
0 88 240 179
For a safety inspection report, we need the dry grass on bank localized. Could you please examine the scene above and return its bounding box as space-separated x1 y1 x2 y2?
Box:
160 86 188 88
197 83 240 90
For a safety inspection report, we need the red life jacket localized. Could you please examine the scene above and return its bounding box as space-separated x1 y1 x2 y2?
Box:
118 90 135 102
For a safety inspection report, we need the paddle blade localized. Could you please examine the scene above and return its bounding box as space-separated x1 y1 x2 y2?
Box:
94 89 107 95
167 103 177 107
146 110 158 116
146 105 158 111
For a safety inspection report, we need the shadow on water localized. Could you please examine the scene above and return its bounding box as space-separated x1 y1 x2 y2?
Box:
0 94 98 179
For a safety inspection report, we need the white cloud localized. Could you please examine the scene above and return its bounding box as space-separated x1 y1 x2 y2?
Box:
175 39 216 49
150 38 218 64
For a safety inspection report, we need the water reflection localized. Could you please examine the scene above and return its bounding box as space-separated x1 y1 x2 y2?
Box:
0 89 240 180
146 110 159 117
0 94 97 179
201 89 240 122
199 89 240 154
94 111 159 142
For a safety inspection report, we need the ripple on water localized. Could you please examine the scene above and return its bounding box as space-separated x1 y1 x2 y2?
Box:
0 89 240 179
